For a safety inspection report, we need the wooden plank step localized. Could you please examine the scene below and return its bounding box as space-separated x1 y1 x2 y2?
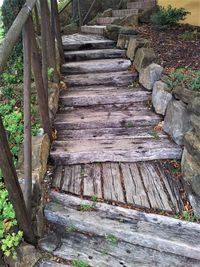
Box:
52 161 183 212
97 17 123 25
81 25 106 35
42 192 200 264
64 48 126 62
64 71 137 87
50 138 182 165
127 0 156 9
62 33 116 51
54 104 162 130
61 58 131 75
56 126 167 141
36 260 69 267
59 87 150 107
112 8 139 17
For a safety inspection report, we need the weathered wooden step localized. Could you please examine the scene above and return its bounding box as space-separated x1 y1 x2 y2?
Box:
51 162 184 212
40 192 200 266
54 104 161 130
56 126 166 140
112 8 139 17
97 17 123 25
59 87 150 106
62 33 116 51
64 48 126 62
61 58 131 75
64 71 136 87
127 0 156 9
81 25 106 36
50 137 182 165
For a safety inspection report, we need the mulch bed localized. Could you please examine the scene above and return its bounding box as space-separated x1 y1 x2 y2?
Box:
135 24 200 73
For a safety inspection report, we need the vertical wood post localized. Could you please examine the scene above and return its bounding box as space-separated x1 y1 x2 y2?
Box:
23 18 32 214
78 0 82 27
51 0 65 64
34 5 40 34
0 116 36 245
40 0 49 100
28 17 52 141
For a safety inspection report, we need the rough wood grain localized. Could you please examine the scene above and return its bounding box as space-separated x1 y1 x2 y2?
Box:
59 87 150 107
62 34 115 51
64 71 136 87
138 163 172 211
54 105 161 130
50 138 182 165
62 165 82 195
44 193 200 262
61 58 131 74
103 163 124 202
52 166 63 188
121 163 150 207
82 164 102 198
64 48 126 61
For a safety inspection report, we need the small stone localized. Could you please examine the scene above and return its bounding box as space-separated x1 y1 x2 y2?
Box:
139 63 163 90
188 97 200 116
181 148 200 197
134 47 156 72
127 37 149 61
152 81 172 115
163 100 192 145
117 32 137 49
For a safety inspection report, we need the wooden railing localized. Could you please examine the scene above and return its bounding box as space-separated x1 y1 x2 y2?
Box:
0 0 64 244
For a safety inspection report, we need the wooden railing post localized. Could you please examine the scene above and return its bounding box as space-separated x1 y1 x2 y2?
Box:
51 0 65 64
28 17 52 141
23 17 32 214
0 116 36 245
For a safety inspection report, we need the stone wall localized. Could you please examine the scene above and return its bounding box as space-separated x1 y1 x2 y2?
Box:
118 31 200 217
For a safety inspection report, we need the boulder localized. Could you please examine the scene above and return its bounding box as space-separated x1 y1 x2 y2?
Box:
139 5 159 23
181 148 200 197
101 8 113 17
5 243 41 267
173 86 200 105
139 63 163 90
184 131 200 163
188 97 200 116
163 100 192 145
133 47 156 72
117 28 138 49
122 14 139 26
105 25 123 41
127 37 149 61
191 114 200 138
152 81 172 115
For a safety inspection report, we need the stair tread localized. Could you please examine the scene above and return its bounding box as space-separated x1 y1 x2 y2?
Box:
61 58 131 74
41 192 200 264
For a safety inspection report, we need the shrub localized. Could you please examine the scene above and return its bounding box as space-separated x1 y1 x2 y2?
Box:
150 5 190 29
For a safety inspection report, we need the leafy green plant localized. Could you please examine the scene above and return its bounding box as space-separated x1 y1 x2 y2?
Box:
72 259 89 267
91 195 98 202
66 224 76 234
0 180 23 259
80 204 94 212
151 5 190 30
182 30 199 41
105 234 118 246
162 68 200 92
149 131 160 140
48 67 55 80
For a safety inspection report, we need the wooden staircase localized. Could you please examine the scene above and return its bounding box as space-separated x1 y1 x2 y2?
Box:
35 34 200 266
81 0 156 35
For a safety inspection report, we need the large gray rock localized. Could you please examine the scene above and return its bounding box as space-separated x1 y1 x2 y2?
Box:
127 37 149 61
173 86 200 105
188 97 200 116
184 131 200 163
139 63 163 90
163 100 192 145
133 48 156 72
152 81 172 115
105 25 123 41
181 148 200 197
5 243 41 267
191 114 200 138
